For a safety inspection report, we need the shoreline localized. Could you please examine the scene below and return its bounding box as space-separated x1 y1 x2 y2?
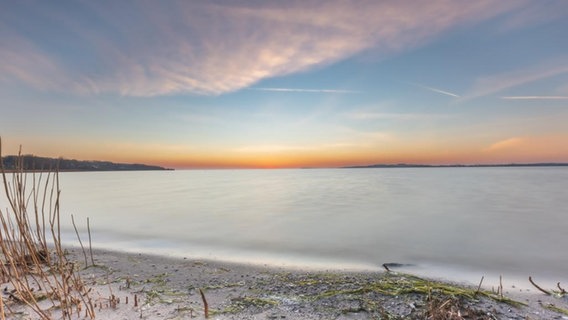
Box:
59 237 568 293
6 247 567 319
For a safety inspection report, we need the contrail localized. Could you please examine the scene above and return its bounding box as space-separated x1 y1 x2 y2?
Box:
407 82 460 97
251 87 361 94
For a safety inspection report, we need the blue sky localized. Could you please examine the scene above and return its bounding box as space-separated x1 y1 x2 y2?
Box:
1 0 568 168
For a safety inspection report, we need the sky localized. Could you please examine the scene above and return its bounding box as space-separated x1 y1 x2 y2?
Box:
1 0 568 169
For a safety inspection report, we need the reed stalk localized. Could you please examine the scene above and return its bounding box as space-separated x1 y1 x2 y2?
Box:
0 139 96 319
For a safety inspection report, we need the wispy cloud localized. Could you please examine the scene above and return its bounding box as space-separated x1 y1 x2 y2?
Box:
233 142 368 153
498 1 568 32
482 135 568 162
346 112 450 121
0 35 76 92
407 82 460 98
501 96 568 100
334 126 394 144
484 137 523 152
175 113 224 125
1 0 527 96
462 58 568 101
251 87 360 94
234 129 393 154
234 144 313 153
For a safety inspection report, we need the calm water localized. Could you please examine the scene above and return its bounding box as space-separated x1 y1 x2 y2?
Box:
4 168 568 288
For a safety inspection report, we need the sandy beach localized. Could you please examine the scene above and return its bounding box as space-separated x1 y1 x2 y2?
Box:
4 247 567 320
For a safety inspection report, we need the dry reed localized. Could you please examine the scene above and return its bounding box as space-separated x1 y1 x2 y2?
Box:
0 139 95 319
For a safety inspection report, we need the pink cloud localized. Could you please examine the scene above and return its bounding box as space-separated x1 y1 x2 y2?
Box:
2 0 530 96
485 137 524 152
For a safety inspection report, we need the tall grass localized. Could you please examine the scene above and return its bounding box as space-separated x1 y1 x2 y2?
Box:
0 139 95 319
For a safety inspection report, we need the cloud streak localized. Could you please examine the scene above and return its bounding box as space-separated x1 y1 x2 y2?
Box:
462 58 568 101
407 82 460 97
501 96 568 100
234 144 314 153
485 137 523 152
251 87 360 94
0 35 74 92
346 112 451 121
1 0 528 96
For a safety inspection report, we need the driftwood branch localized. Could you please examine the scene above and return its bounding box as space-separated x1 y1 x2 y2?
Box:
199 288 209 319
475 276 484 296
557 282 567 294
529 276 551 295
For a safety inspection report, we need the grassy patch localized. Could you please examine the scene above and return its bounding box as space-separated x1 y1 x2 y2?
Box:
215 296 279 314
543 303 568 316
281 272 525 307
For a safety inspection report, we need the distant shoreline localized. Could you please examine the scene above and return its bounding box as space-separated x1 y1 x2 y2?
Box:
1 155 172 172
343 163 568 169
3 154 568 171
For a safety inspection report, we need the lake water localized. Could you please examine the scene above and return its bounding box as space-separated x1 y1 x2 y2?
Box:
3 168 567 289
